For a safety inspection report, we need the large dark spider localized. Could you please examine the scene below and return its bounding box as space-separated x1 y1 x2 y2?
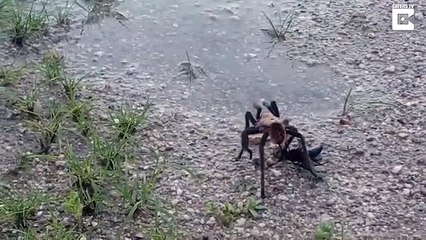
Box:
236 100 324 198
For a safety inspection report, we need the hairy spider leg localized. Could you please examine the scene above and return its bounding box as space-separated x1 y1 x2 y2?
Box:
236 127 262 160
284 128 320 178
270 100 280 117
262 100 280 118
281 126 323 161
245 111 260 129
258 128 322 198
259 131 269 198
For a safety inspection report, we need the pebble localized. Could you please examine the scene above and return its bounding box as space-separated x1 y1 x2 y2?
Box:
176 188 183 196
326 197 337 206
94 51 104 57
126 67 137 75
54 160 67 167
206 217 216 225
402 189 411 196
208 14 218 20
398 133 409 139
384 65 396 73
270 169 281 177
392 165 403 174
235 218 246 227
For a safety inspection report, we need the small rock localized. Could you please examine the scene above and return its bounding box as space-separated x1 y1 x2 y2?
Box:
398 133 409 139
176 188 183 196
401 146 410 153
270 169 281 177
391 165 403 174
208 14 218 20
326 197 337 206
55 160 67 168
229 15 240 21
36 211 43 218
384 65 396 73
320 214 332 222
94 51 104 57
126 67 137 75
277 194 288 201
235 218 246 227
91 221 98 227
134 232 144 239
366 212 375 219
99 113 109 121
248 53 257 58
402 188 411 196
266 158 277 167
109 190 121 198
206 217 216 225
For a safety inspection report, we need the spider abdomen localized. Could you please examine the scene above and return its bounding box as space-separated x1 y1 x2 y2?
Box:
269 122 286 145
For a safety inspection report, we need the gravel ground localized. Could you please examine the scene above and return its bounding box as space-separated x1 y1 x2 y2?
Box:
1 0 425 239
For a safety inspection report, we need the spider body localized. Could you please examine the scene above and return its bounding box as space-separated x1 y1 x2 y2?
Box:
236 100 324 198
236 100 287 160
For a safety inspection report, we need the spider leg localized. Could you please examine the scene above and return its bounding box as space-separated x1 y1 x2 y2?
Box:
245 111 258 129
259 131 269 199
255 104 262 121
261 100 280 117
270 100 280 118
283 126 323 159
279 125 298 160
309 146 323 161
285 128 321 179
236 127 261 160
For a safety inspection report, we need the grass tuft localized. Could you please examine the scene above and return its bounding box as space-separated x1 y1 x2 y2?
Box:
0 190 45 229
177 49 207 83
261 8 295 56
91 135 128 170
66 146 102 217
60 75 82 100
109 102 151 139
67 98 92 136
27 100 66 154
2 2 50 47
53 0 74 26
14 82 42 119
41 49 66 83
206 198 266 227
341 86 354 116
0 64 26 86
63 190 84 230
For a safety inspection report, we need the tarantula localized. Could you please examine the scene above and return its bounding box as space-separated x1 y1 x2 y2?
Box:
236 100 284 160
236 100 324 198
